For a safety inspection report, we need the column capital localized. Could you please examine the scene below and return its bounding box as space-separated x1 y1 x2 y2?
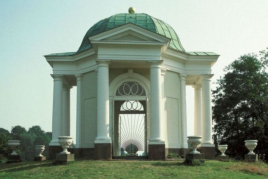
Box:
149 61 162 69
63 84 72 90
179 73 187 79
51 74 63 80
193 84 202 89
161 68 166 76
200 74 214 80
75 74 83 81
96 61 110 67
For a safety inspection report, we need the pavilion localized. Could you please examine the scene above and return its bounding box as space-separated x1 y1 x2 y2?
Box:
45 8 219 160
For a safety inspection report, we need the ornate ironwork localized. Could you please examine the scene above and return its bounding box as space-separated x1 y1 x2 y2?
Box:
120 100 144 111
116 81 146 96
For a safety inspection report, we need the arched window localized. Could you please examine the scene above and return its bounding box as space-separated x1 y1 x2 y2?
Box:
116 81 146 96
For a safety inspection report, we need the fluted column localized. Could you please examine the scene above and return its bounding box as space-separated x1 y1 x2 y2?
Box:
50 74 63 146
201 74 214 146
149 62 163 143
95 61 111 143
161 69 167 143
193 84 202 136
75 74 83 147
180 74 187 148
62 84 72 136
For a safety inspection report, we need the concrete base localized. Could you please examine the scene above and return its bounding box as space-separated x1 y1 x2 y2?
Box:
216 155 229 162
94 143 112 160
184 153 205 165
7 155 21 163
54 154 74 165
34 156 46 161
148 144 165 160
200 147 215 159
74 148 94 159
48 145 62 160
245 154 258 162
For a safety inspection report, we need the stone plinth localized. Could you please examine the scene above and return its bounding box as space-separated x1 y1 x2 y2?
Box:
245 154 258 162
34 156 46 161
54 154 74 165
217 155 229 162
7 155 21 163
184 153 205 165
148 144 165 160
94 143 112 160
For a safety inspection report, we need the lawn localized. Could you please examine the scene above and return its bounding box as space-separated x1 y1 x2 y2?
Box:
0 159 267 179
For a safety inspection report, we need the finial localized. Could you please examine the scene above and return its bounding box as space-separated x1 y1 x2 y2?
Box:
128 7 135 14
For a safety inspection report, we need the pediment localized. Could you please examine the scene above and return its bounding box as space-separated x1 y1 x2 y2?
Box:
89 23 170 45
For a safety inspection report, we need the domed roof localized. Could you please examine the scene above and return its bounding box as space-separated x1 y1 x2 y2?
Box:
77 13 185 53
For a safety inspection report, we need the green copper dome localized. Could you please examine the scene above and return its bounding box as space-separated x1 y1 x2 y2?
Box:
77 13 185 53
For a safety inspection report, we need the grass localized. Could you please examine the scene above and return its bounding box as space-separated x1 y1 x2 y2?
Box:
0 159 268 179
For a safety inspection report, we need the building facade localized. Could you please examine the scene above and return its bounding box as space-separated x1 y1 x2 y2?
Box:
45 9 219 160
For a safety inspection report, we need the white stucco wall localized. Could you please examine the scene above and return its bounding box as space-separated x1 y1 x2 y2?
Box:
164 71 182 148
81 71 97 148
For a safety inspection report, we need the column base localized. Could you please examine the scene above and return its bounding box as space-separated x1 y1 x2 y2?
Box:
48 145 62 160
244 154 258 162
200 146 215 159
94 143 112 160
148 144 165 160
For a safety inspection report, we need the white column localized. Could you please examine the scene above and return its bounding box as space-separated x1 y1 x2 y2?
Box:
62 85 72 136
95 61 111 143
201 74 214 146
75 74 83 148
180 74 188 148
149 62 164 144
193 85 202 136
50 75 63 146
161 69 167 143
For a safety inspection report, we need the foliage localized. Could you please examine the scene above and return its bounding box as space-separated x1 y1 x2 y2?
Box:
212 49 268 159
0 125 51 161
0 160 268 178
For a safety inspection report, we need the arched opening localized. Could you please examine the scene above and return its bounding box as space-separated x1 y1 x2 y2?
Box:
112 80 148 157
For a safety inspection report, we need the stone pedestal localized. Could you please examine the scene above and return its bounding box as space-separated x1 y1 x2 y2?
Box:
245 154 258 162
148 144 165 160
94 143 112 160
55 154 74 165
7 155 21 163
200 146 215 159
217 155 229 162
34 156 46 161
49 145 63 160
184 153 205 165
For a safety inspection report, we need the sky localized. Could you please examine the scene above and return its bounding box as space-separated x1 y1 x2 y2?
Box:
1 0 268 142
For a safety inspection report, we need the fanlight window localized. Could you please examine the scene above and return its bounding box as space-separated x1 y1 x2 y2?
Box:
116 81 146 96
120 100 144 111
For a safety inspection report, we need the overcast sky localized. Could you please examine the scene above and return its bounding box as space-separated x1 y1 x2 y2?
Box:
1 0 268 141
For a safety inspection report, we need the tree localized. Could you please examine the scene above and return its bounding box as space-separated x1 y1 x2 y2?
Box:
28 125 45 136
212 49 268 159
11 125 26 140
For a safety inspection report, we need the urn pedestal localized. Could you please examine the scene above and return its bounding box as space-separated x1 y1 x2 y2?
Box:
184 136 205 165
55 136 74 164
244 140 258 162
7 140 21 163
34 145 46 161
217 145 229 161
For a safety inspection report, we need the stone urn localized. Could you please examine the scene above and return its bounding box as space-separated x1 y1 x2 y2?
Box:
245 140 258 155
218 144 228 156
35 145 45 157
8 140 20 155
187 136 202 154
58 136 73 154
